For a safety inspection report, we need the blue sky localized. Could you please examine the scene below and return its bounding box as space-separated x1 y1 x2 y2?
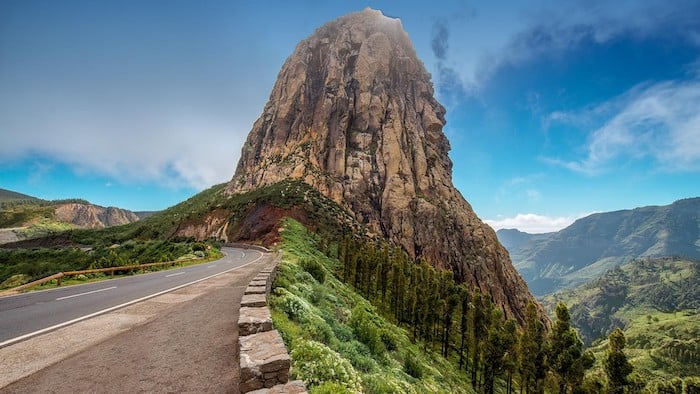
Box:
1 1 699 232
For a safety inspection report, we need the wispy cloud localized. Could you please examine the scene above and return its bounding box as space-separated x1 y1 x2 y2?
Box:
485 213 582 233
0 99 248 190
443 1 700 94
546 77 700 174
431 19 449 61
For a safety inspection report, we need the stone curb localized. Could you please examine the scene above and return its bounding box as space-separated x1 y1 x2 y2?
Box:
237 254 307 394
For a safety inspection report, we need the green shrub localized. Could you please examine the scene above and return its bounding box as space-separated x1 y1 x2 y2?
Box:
362 374 401 394
404 353 423 379
380 328 399 352
271 288 311 322
290 340 362 392
301 258 326 283
336 340 378 373
305 314 335 345
310 381 353 394
350 305 385 356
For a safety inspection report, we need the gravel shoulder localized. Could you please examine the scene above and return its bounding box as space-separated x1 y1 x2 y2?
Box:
0 252 274 393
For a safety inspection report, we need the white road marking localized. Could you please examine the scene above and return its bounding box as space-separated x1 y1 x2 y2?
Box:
0 250 265 349
56 286 116 301
165 272 185 278
207 265 217 268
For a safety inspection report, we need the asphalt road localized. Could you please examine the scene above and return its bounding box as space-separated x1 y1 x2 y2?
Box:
0 247 262 347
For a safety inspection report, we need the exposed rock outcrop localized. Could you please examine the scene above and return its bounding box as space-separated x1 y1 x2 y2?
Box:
226 8 537 322
54 203 139 229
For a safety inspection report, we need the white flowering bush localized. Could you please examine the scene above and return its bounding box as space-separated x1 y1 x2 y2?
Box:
290 340 363 393
271 287 311 322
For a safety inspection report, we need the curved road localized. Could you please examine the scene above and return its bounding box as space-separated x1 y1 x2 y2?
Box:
0 247 262 347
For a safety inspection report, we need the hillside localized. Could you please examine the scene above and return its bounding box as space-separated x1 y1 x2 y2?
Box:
0 189 141 245
499 198 700 296
1 180 345 285
0 188 38 203
543 257 699 379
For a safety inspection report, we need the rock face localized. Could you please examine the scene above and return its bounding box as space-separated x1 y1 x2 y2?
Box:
227 8 536 322
54 203 140 229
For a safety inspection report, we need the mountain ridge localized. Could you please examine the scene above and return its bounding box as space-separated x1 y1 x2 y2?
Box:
497 197 700 295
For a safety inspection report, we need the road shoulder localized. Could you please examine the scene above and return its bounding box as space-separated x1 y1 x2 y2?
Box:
0 252 274 392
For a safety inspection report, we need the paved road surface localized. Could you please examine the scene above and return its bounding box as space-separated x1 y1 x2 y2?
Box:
0 247 273 392
0 247 262 347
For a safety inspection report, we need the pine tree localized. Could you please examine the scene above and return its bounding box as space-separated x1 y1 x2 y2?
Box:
470 288 486 388
502 319 519 394
459 285 471 371
604 328 633 394
441 276 458 358
519 301 546 394
548 302 595 394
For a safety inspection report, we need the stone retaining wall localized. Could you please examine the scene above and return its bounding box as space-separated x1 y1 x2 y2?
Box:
237 256 306 394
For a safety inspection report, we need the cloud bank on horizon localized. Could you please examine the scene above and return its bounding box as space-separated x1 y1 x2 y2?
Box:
1 0 698 230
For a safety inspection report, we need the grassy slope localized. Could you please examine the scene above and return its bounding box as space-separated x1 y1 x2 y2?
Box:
271 218 474 393
543 257 700 380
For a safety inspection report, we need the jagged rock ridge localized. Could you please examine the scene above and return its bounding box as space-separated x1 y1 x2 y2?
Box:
54 203 140 229
227 8 536 322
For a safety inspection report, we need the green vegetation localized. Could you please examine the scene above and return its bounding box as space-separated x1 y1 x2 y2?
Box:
544 257 700 389
271 218 474 393
547 302 595 394
0 201 55 228
274 215 700 393
605 329 633 394
274 218 603 393
0 240 219 288
14 218 77 238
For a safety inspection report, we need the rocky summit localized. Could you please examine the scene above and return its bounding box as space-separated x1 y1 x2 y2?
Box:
227 8 537 322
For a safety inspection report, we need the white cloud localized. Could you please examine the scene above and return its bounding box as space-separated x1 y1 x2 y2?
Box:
0 94 254 190
546 78 700 174
485 213 581 233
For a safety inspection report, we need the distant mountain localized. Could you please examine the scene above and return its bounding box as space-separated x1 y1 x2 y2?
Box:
0 188 38 203
496 228 553 252
542 257 699 379
497 198 700 296
134 211 158 220
0 188 140 244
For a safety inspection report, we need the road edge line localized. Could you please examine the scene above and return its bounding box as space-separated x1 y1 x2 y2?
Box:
0 250 264 349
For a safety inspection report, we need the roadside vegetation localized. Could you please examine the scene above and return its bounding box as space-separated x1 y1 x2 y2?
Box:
0 240 220 289
271 218 473 393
